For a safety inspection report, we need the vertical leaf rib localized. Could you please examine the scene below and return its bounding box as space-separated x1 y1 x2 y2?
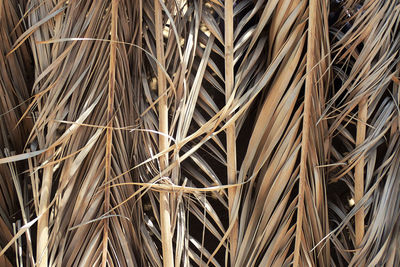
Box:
37 150 53 267
154 0 173 266
102 0 118 266
294 0 317 265
355 98 366 246
224 0 238 265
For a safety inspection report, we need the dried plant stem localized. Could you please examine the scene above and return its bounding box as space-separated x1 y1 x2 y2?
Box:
102 0 118 266
355 98 367 247
154 0 174 266
37 149 54 267
224 0 238 264
294 0 317 265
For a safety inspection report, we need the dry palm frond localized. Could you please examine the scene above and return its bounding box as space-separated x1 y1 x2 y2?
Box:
0 0 33 266
0 0 399 266
327 0 400 266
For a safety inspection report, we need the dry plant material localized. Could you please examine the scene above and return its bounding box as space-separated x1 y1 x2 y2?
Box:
0 0 399 266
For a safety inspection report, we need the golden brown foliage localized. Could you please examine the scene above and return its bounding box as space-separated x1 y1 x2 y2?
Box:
0 0 399 266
